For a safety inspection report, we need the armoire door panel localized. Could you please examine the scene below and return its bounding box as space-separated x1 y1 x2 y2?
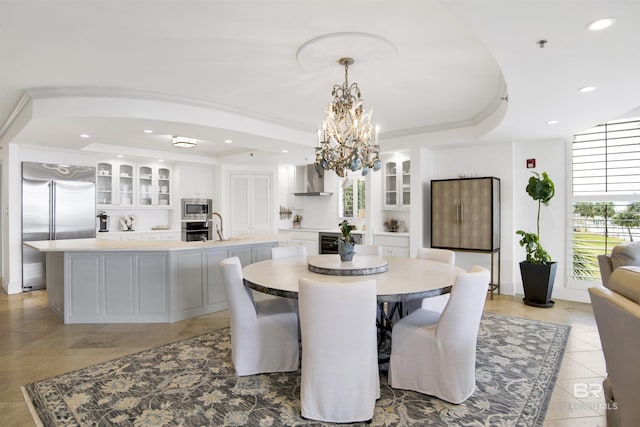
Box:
431 180 461 248
460 178 493 250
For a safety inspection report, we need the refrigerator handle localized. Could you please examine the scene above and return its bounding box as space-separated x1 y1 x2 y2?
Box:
50 181 55 240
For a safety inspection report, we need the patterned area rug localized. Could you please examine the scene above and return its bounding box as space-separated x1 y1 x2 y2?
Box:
22 312 569 426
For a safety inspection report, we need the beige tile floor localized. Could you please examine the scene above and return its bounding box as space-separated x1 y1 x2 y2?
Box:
1 290 606 426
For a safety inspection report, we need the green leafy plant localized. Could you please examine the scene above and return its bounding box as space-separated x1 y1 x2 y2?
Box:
516 171 555 264
339 220 355 243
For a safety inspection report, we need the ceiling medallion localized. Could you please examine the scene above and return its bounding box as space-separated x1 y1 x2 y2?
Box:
172 136 197 148
315 57 381 178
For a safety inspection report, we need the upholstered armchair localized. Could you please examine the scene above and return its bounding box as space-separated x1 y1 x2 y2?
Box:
589 266 640 426
597 242 640 287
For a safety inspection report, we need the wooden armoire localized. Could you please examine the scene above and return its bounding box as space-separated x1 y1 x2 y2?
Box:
431 177 501 296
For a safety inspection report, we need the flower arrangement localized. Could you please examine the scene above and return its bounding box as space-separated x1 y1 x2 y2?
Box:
120 214 137 231
384 218 400 232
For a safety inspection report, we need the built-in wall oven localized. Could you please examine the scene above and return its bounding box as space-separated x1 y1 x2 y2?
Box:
181 198 213 221
181 221 213 242
318 232 363 254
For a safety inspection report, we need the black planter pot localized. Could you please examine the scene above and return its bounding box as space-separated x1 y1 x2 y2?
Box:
519 261 557 308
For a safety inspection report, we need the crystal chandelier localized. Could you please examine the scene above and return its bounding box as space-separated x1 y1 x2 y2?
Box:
315 57 381 177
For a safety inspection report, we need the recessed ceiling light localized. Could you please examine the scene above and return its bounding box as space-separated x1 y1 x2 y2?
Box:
579 86 597 93
143 129 153 134
117 154 124 158
79 134 90 138
587 18 616 31
224 139 232 144
158 159 164 162
547 120 559 125
282 150 288 153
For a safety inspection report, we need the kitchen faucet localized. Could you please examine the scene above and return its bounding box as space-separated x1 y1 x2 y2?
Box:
206 212 227 241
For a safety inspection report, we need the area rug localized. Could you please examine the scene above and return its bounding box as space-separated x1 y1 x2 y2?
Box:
22 312 570 426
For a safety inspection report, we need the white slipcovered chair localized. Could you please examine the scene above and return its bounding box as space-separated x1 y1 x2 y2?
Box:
403 248 456 314
417 247 456 264
389 265 489 404
219 257 299 376
298 277 380 423
354 244 383 256
271 245 307 259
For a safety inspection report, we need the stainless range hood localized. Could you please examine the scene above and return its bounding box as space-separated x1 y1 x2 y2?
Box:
294 164 333 196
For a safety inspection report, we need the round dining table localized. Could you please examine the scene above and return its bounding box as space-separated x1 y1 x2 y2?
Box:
242 254 461 303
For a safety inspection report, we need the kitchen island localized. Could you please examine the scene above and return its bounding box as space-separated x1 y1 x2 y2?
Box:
25 234 290 324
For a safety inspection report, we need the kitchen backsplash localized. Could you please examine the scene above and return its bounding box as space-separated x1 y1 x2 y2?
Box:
98 209 175 232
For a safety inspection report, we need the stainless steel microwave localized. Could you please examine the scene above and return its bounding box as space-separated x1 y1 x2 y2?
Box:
181 198 213 221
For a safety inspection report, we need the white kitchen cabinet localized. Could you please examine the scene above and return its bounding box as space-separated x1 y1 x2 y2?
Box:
96 233 121 241
161 232 180 241
96 162 114 206
138 164 173 207
120 233 142 241
373 233 410 257
284 230 319 256
383 156 410 209
97 160 172 208
96 161 134 208
141 233 163 241
137 165 154 206
156 166 172 207
98 231 181 241
180 163 214 198
117 163 136 208
229 173 271 235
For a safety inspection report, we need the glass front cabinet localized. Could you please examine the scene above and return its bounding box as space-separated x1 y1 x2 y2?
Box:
96 161 171 208
383 157 410 209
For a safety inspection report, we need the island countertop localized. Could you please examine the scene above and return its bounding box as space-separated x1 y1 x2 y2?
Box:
24 233 291 252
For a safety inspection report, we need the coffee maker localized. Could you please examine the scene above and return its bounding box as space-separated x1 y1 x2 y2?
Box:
97 211 109 232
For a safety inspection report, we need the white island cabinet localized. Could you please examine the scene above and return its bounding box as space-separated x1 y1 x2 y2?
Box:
27 234 287 324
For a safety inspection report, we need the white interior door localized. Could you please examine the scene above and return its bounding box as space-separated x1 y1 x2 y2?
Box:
251 174 271 233
229 173 271 236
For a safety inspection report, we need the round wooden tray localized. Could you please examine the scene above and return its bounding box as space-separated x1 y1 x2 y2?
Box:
307 254 389 276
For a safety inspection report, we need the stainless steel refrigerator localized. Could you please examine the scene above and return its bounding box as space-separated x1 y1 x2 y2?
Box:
22 162 96 291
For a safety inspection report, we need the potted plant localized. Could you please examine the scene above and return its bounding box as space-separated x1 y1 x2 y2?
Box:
516 171 557 307
338 220 355 261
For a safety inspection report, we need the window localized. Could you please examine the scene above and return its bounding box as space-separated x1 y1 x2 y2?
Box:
339 175 366 219
571 117 640 284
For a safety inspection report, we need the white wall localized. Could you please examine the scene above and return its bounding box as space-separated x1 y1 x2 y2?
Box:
430 142 516 294
512 139 582 302
427 138 580 302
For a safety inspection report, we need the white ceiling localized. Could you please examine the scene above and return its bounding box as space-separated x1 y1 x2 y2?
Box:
0 0 639 164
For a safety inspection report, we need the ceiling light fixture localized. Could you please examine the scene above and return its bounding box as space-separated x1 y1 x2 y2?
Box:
79 134 90 138
224 139 232 144
587 18 616 31
143 129 153 134
579 86 597 93
315 57 381 177
547 120 559 125
172 136 197 148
